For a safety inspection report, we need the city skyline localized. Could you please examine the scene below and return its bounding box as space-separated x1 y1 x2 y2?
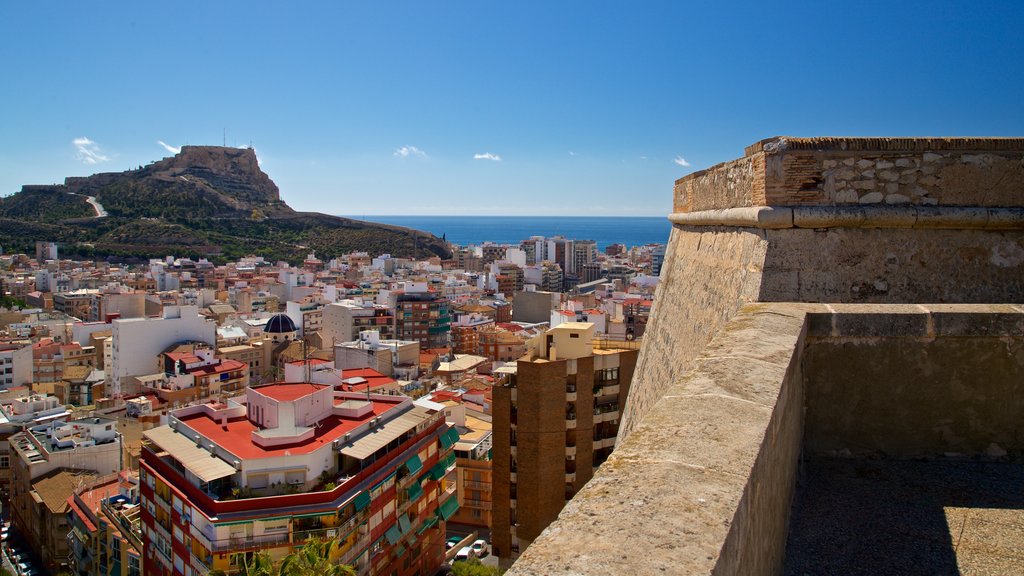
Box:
2 1 1023 216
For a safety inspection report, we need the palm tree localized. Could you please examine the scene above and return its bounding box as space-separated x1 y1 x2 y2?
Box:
279 537 356 576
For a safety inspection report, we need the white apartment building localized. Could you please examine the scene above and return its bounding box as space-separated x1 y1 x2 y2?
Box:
0 343 32 389
110 305 215 397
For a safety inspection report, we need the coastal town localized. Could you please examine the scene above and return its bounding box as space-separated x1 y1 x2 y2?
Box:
0 236 663 576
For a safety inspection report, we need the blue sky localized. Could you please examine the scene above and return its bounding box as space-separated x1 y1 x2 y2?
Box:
1 1 1022 216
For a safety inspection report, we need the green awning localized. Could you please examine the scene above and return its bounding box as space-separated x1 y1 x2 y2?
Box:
443 452 456 469
439 426 459 449
394 544 407 558
353 491 371 512
416 516 439 534
437 495 459 521
385 525 402 545
428 462 447 481
404 454 423 475
406 482 423 502
398 513 411 535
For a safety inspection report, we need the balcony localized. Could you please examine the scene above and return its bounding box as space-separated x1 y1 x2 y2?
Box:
463 499 492 510
464 480 491 490
594 437 616 450
566 445 577 457
565 472 576 483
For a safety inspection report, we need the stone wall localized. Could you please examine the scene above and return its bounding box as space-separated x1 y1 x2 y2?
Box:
803 304 1024 457
625 137 1024 436
509 304 1024 576
512 138 1024 575
508 304 811 576
618 225 769 437
675 137 1024 213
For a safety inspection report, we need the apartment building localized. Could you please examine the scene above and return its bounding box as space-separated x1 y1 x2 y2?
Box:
140 384 460 576
393 287 451 350
9 417 123 573
67 471 143 576
491 322 638 564
0 342 32 389
110 306 216 397
322 301 395 346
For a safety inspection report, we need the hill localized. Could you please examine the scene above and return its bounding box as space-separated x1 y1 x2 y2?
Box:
0 146 451 262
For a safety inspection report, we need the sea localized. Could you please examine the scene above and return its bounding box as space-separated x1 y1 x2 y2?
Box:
346 215 671 251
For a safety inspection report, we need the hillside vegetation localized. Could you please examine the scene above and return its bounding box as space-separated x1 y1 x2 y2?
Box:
0 146 451 262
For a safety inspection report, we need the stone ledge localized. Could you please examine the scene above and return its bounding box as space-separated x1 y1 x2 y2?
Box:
744 136 1024 156
508 304 808 576
669 206 1024 230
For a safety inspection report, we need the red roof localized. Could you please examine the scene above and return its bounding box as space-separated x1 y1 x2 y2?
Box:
178 399 400 458
252 383 327 402
166 351 202 364
339 368 396 392
189 359 245 376
285 358 331 367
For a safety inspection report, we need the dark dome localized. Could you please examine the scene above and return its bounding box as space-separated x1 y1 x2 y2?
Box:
264 314 297 333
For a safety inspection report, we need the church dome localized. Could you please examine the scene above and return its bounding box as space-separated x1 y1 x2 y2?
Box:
264 314 297 334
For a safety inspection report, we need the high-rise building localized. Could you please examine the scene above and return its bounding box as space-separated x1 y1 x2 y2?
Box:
491 323 637 565
140 384 461 576
394 287 451 349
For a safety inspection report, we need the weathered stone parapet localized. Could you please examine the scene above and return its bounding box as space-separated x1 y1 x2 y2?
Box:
511 304 1024 575
507 304 813 576
669 206 1024 229
674 137 1024 213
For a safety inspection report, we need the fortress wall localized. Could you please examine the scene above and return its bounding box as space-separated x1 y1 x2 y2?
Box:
618 225 769 437
512 138 1024 575
803 304 1024 457
508 304 812 576
677 137 1024 212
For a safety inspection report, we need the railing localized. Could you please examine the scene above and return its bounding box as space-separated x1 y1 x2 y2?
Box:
463 480 490 490
462 499 492 510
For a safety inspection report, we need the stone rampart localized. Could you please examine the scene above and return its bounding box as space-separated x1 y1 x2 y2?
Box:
676 137 1024 212
509 304 1023 575
511 138 1024 575
803 303 1024 457
623 137 1024 437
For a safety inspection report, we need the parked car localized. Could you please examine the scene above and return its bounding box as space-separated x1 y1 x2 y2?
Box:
446 535 463 550
454 546 474 562
471 539 488 557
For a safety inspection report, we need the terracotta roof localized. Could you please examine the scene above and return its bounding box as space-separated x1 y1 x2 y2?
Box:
189 359 245 376
339 368 395 392
165 351 202 364
33 469 99 515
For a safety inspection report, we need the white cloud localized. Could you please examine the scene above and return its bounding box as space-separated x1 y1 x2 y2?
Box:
473 152 502 161
157 140 181 154
569 151 576 156
673 156 691 167
394 145 427 158
73 137 110 165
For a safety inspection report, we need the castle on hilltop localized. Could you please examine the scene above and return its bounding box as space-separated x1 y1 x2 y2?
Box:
508 137 1024 575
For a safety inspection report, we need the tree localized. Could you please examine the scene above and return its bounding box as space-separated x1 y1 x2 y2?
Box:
451 557 501 576
279 537 355 576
